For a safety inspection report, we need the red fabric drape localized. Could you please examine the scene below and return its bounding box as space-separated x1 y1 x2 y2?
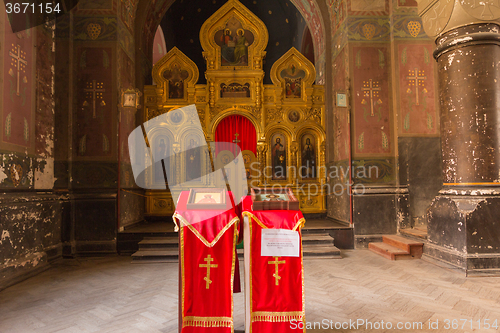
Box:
214 115 257 155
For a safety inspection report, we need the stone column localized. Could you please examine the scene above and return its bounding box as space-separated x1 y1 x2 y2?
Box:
418 0 500 275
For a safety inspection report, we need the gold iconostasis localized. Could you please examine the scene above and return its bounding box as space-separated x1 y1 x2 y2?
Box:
142 0 325 215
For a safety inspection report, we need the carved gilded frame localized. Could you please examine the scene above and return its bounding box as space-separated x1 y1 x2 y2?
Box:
151 47 199 106
200 0 268 71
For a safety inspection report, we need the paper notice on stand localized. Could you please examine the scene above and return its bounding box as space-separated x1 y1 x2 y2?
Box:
261 229 300 257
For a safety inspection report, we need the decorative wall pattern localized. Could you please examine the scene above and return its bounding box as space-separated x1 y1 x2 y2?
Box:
75 47 114 158
333 48 350 162
74 17 118 41
348 17 390 41
397 43 437 135
1 18 35 153
392 15 427 39
348 0 389 16
352 45 392 156
328 0 346 32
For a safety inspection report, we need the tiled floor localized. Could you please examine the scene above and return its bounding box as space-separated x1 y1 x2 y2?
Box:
1 251 500 332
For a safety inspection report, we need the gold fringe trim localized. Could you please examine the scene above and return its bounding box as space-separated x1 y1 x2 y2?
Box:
251 311 304 323
173 213 239 248
242 212 306 231
183 316 233 328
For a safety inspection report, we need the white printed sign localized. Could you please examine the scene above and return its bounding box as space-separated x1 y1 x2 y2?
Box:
261 229 300 257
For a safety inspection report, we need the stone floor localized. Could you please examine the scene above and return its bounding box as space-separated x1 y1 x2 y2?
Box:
1 251 500 332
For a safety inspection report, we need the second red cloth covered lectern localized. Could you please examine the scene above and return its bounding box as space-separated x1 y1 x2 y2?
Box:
242 196 306 333
173 191 240 332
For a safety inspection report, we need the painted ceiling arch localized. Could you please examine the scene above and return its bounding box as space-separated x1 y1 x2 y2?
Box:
135 0 325 82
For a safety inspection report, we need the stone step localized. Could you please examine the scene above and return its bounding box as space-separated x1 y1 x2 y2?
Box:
303 245 342 258
301 233 334 245
368 242 412 260
131 249 179 263
138 237 179 250
383 235 423 258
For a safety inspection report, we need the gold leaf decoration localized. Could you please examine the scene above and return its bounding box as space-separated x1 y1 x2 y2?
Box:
378 49 385 69
404 113 410 131
103 134 110 152
356 50 362 69
358 132 364 151
23 117 29 142
103 50 110 69
424 47 430 64
407 21 421 38
86 23 102 40
381 131 389 150
401 47 407 65
362 23 376 40
79 135 87 155
427 112 433 130
5 113 12 138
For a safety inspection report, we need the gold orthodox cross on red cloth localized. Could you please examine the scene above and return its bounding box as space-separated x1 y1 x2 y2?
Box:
362 79 381 117
9 44 27 96
199 254 218 289
232 133 241 144
268 256 285 286
406 68 427 105
84 80 105 118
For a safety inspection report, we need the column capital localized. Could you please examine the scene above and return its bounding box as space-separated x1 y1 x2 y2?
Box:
418 0 500 39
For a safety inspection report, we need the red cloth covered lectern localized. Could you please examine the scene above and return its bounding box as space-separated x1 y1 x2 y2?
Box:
173 191 240 332
241 196 306 333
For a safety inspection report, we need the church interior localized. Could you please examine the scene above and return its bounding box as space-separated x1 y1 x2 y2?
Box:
1 0 500 331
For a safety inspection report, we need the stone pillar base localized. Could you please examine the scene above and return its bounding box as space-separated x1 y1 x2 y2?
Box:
426 192 500 276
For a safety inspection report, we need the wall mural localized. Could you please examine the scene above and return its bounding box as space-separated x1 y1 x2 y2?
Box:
398 43 437 135
352 46 391 155
215 17 254 66
2 18 34 152
333 48 350 162
76 47 113 158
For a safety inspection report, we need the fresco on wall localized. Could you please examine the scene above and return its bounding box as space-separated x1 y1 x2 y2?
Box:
352 46 391 155
76 47 114 158
398 44 437 135
349 0 387 14
333 48 350 162
1 19 34 152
